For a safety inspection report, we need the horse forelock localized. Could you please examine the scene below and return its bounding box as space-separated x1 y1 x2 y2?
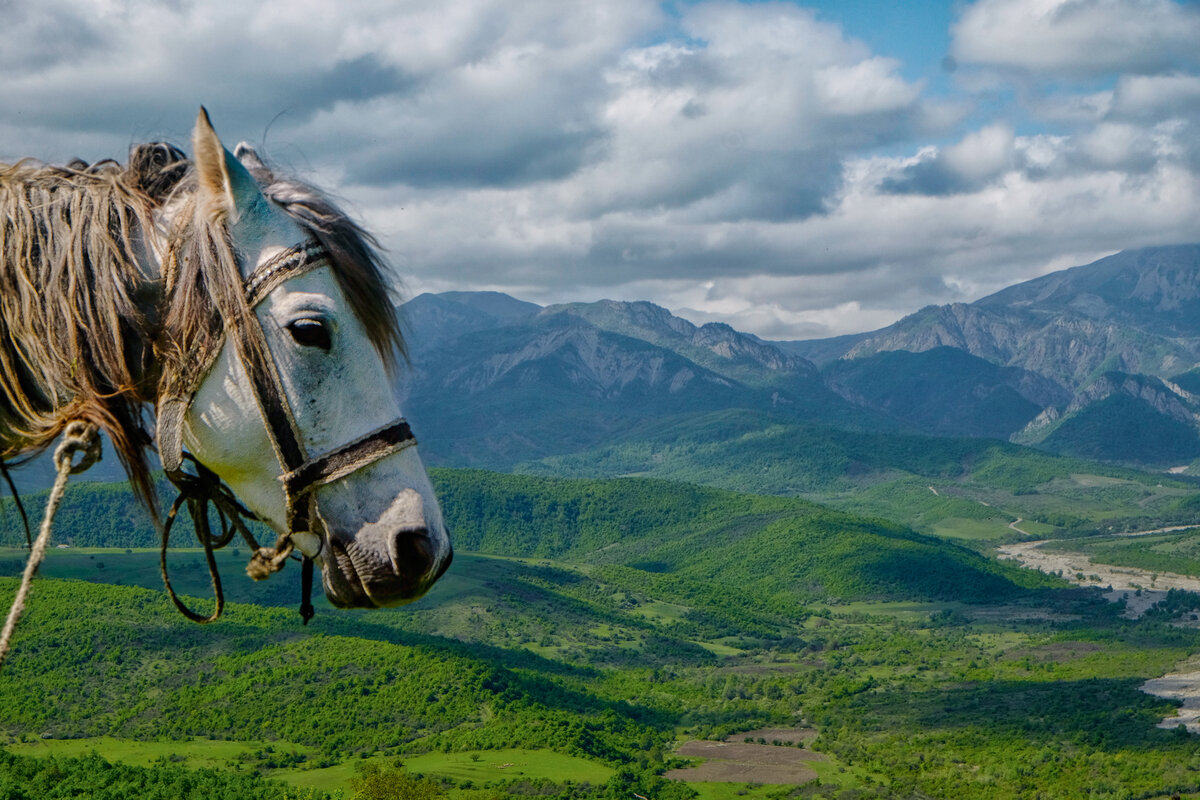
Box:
156 146 405 404
246 155 405 369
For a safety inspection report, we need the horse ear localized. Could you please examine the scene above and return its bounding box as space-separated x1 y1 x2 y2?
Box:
191 107 263 223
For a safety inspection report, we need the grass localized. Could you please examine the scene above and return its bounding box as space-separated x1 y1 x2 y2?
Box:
929 517 1019 541
4 735 310 771
631 599 692 623
693 640 746 657
4 737 615 794
682 782 783 800
825 600 963 620
403 749 614 783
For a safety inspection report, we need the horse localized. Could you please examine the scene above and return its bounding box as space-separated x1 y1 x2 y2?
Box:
0 109 452 621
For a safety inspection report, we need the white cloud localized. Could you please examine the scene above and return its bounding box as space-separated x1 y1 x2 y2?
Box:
1112 73 1200 117
2 0 1200 342
952 0 1200 78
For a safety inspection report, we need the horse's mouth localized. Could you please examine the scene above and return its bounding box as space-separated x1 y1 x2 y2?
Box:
317 489 453 609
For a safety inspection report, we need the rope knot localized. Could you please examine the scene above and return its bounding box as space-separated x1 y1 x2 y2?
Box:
54 420 101 475
0 419 102 668
246 536 295 581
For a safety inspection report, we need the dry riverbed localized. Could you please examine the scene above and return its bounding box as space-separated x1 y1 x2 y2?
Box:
998 535 1200 731
997 538 1200 618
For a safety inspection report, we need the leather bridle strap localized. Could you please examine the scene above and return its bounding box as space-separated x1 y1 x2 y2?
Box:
157 240 418 624
281 420 416 500
232 243 419 540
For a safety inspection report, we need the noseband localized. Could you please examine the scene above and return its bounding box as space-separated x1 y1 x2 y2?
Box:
156 241 416 622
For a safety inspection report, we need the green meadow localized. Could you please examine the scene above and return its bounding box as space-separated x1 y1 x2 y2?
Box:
2 467 1200 799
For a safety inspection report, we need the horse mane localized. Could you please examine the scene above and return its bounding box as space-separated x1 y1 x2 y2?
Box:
0 140 404 511
0 157 161 505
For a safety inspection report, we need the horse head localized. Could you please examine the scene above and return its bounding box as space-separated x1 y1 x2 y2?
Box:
162 110 451 609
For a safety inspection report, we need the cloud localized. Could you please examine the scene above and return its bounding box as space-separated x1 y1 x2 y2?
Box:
882 124 1016 195
1111 73 1200 118
2 0 1200 342
952 0 1200 78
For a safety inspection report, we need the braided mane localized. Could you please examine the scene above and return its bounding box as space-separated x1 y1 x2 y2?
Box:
0 142 403 510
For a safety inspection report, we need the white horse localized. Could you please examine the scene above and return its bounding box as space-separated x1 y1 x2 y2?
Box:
0 109 452 617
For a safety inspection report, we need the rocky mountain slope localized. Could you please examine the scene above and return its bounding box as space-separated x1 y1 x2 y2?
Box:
788 246 1200 385
782 245 1200 466
397 246 1200 470
398 293 877 469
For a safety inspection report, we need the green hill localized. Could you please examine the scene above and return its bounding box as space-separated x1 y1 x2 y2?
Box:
1 467 1046 605
0 578 662 765
1040 391 1200 465
518 410 1200 539
822 346 1051 439
433 469 1046 605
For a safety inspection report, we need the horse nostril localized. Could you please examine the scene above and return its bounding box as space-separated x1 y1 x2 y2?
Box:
433 544 453 581
392 528 434 579
391 528 453 589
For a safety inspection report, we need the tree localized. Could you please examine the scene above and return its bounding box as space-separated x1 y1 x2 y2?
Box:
349 763 444 800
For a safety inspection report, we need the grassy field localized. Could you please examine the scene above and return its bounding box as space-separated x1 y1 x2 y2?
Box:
4 737 615 795
5 464 1200 799
4 735 298 770
271 749 614 794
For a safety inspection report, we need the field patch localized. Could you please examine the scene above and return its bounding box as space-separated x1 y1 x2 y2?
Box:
273 748 615 792
666 737 824 785
4 735 310 771
929 516 1017 541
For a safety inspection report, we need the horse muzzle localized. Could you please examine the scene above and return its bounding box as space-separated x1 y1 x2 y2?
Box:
318 488 453 608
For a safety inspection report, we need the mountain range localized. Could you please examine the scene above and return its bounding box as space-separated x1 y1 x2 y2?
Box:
400 244 1200 471
10 243 1199 496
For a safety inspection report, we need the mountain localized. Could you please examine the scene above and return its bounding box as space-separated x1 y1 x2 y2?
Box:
1012 371 1200 464
400 290 540 350
782 245 1200 466
395 246 1200 472
399 294 884 470
822 347 1068 439
787 245 1200 385
539 299 817 386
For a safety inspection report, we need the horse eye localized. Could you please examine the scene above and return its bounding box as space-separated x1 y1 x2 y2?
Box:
287 318 332 351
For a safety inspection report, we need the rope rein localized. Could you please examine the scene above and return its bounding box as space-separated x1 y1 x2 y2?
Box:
0 421 101 667
158 454 300 624
0 422 315 667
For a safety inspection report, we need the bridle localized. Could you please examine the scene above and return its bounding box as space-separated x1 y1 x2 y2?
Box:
155 240 417 623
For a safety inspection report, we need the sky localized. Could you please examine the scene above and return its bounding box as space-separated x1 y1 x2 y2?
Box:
3 0 1200 341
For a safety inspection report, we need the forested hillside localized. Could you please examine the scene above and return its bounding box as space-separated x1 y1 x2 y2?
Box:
2 468 1200 797
435 469 1044 604
4 551 1200 798
1 469 1048 605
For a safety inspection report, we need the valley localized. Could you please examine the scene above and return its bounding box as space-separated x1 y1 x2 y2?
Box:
6 245 1200 798
4 462 1200 799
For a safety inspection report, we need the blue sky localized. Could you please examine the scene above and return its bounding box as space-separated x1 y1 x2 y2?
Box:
810 2 953 80
2 0 1200 339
